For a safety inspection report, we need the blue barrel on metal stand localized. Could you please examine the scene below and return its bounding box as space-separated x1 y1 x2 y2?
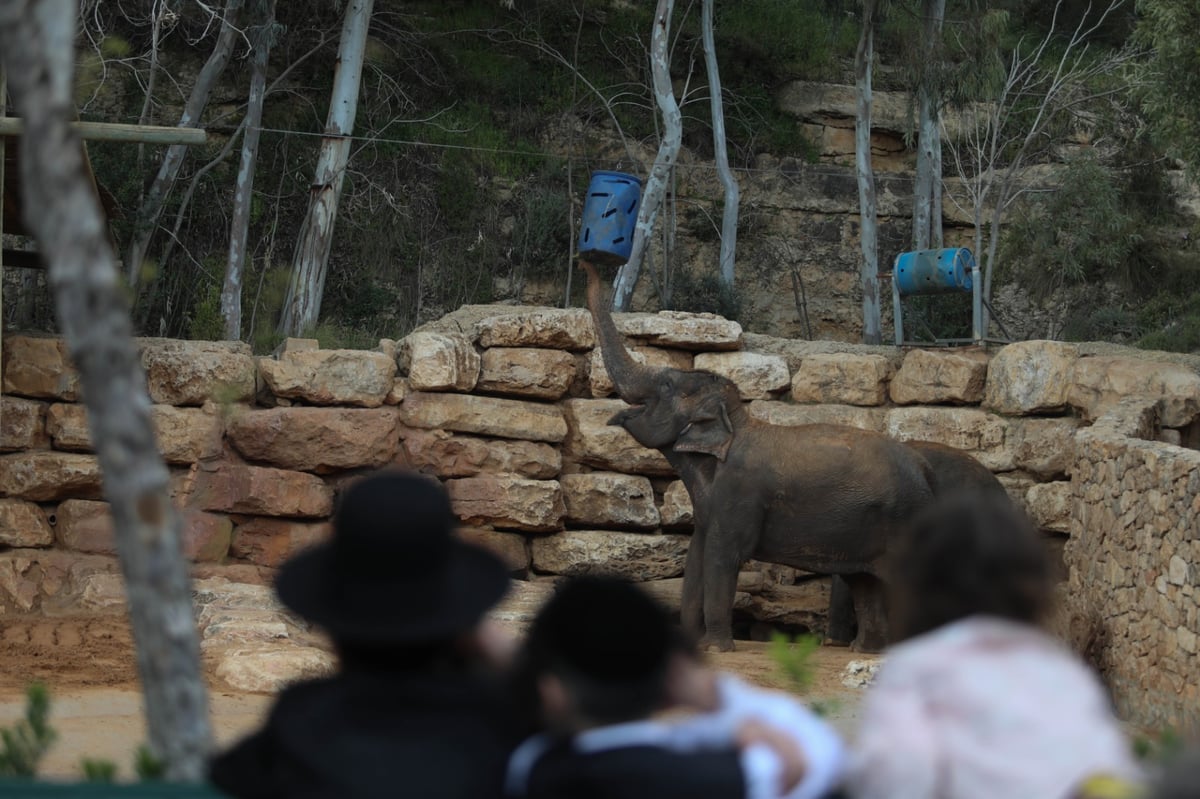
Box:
893 248 975 296
578 171 641 266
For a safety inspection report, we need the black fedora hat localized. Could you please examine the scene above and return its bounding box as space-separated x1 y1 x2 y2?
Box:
275 470 510 645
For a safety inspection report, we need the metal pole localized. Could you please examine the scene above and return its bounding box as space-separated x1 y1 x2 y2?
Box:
890 259 904 346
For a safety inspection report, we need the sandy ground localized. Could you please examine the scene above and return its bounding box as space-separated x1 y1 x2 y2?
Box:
0 614 869 781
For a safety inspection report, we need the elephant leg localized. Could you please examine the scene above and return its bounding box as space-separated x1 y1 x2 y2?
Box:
700 538 740 652
846 573 889 653
824 574 856 647
680 530 706 640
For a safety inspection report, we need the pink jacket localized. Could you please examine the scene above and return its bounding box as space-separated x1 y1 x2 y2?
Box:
846 616 1142 799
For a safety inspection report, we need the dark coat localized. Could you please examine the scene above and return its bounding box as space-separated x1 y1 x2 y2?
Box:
209 665 518 799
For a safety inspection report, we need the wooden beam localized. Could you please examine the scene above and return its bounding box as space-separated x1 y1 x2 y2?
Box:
0 118 207 146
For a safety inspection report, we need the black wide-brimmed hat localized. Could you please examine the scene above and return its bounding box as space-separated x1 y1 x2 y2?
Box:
275 470 510 645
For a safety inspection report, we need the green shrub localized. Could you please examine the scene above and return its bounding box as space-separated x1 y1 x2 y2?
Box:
0 684 56 778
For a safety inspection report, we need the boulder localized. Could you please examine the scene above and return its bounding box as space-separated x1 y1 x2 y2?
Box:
259 348 397 407
231 518 332 567
560 472 660 529
400 392 567 443
45 404 91 451
139 338 257 406
215 646 336 693
45 403 224 464
188 462 333 518
399 331 480 392
226 407 400 473
560 399 673 476
693 351 791 400
791 353 892 406
739 579 831 630
476 347 580 400
476 308 595 350
457 527 530 573
54 499 231 561
489 578 557 629
659 480 693 529
1068 357 1200 427
886 407 1013 471
984 340 1078 415
445 475 565 533
0 451 103 501
1008 417 1083 479
0 397 48 452
0 499 53 548
588 345 693 398
747 401 886 432
2 336 79 400
617 311 742 350
1025 482 1072 534
890 349 988 405
398 428 560 479
531 531 689 581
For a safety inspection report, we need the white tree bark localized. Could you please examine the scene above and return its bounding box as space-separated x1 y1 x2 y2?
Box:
222 0 276 341
124 0 244 288
855 0 882 345
278 0 375 337
912 0 945 251
703 0 739 294
0 0 211 779
611 0 680 312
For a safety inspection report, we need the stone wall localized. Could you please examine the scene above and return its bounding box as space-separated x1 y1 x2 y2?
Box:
0 310 1197 708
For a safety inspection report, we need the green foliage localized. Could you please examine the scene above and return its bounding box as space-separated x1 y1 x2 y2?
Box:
133 745 167 782
669 270 742 321
187 280 225 342
1136 291 1200 353
767 632 821 693
514 185 571 278
1135 0 1200 178
310 321 383 351
716 0 857 83
0 684 56 778
81 758 118 783
1132 726 1184 762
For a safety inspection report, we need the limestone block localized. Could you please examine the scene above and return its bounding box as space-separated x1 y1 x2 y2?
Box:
560 472 660 529
1069 357 1200 427
259 348 397 407
193 578 285 613
398 428 560 479
150 405 225 464
2 336 79 400
400 392 567 443
476 308 595 350
560 399 673 476
53 499 116 554
446 475 564 533
386 377 409 405
199 609 290 649
1008 417 1082 479
1 397 48 452
181 510 234 562
791 353 892 406
489 578 557 628
231 518 332 567
747 401 885 432
983 340 1078 415
45 404 90 451
617 312 742 350
890 349 988 405
476 347 580 400
694 351 791 400
0 556 41 611
0 452 103 501
1025 482 1072 534
400 331 480 392
740 579 831 628
639 577 754 614
886 407 1012 471
458 527 530 573
216 646 336 693
227 407 400 474
1169 555 1191 586
74 572 126 613
531 530 689 581
996 472 1037 514
0 499 53 548
188 462 333 518
139 338 257 406
589 346 693 398
659 480 693 529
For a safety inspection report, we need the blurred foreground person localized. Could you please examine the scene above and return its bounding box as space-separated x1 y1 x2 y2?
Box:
209 470 516 799
845 493 1142 799
505 575 845 799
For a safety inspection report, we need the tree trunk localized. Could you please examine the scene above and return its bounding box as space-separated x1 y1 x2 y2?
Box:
855 0 882 345
703 0 739 295
911 0 945 251
0 0 212 780
278 0 375 337
611 0 680 312
222 0 276 341
124 0 244 288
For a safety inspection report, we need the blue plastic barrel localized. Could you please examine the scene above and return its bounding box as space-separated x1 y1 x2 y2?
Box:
893 248 975 296
578 171 641 266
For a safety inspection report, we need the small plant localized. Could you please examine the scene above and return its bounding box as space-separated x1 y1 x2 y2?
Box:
0 683 57 777
767 631 821 693
81 757 118 783
1132 727 1184 764
134 744 168 781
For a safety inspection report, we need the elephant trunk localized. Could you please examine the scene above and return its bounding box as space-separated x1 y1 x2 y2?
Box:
582 259 657 403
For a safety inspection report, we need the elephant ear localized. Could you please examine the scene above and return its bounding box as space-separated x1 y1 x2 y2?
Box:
673 397 734 461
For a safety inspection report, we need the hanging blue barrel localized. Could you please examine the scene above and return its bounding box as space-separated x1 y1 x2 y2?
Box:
893 248 975 296
578 171 641 266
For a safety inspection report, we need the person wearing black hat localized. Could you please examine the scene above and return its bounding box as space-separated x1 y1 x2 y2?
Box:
209 469 517 799
505 575 845 799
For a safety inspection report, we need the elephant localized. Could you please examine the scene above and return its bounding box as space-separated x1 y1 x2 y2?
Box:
826 440 1010 646
581 260 935 652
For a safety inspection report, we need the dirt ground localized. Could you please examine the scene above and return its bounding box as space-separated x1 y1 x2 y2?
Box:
0 613 870 781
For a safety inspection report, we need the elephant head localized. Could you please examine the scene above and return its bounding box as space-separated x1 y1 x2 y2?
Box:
582 260 742 461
